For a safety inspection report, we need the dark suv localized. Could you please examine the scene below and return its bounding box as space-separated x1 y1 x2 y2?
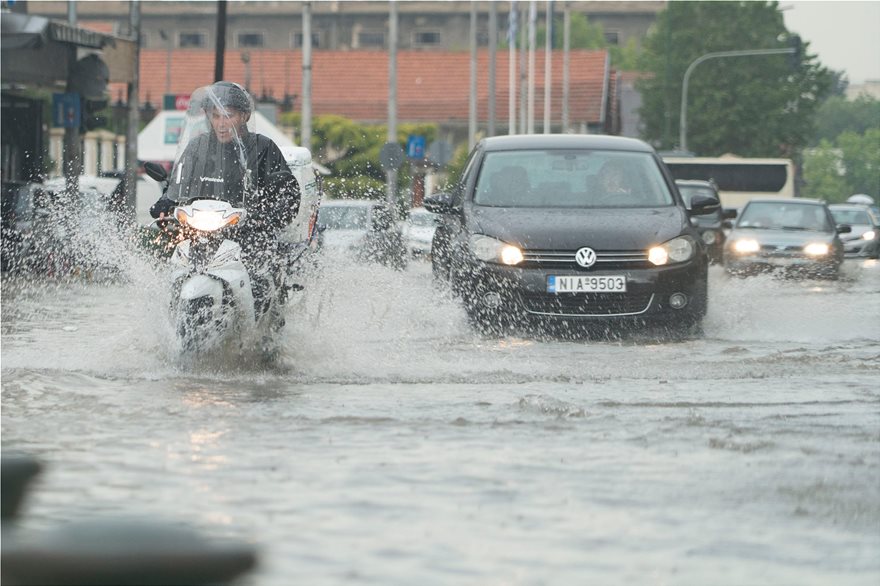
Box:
675 179 736 264
425 135 720 335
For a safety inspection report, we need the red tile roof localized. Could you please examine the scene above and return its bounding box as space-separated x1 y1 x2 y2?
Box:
119 49 611 126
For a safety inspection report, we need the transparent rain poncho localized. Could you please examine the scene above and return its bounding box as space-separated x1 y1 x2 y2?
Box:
165 84 257 206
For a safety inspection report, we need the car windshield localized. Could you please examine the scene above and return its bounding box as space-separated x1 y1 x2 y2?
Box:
830 208 872 225
473 149 674 208
318 205 369 230
677 185 716 207
738 202 832 232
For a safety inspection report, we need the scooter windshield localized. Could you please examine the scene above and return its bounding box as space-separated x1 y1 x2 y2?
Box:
165 84 256 205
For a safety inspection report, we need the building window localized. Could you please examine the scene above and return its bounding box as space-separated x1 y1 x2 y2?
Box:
477 30 490 47
604 31 620 46
357 31 385 48
413 30 441 47
178 31 206 48
292 31 321 49
237 31 265 48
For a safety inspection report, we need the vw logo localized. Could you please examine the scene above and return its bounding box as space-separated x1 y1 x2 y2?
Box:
575 247 597 268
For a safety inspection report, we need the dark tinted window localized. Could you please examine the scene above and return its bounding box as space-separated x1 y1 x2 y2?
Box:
666 163 788 193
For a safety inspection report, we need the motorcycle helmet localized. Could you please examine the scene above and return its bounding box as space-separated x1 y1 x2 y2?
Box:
203 81 253 115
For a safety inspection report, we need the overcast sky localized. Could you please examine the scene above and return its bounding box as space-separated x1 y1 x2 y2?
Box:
782 0 880 85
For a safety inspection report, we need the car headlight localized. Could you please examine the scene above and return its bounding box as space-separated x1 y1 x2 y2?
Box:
732 238 760 254
803 242 830 256
470 234 524 265
648 235 696 266
701 230 718 245
862 230 876 241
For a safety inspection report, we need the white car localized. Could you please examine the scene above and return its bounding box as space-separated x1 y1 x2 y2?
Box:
401 206 438 258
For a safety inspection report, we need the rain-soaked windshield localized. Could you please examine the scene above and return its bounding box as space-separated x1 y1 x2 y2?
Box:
738 202 832 231
164 84 256 205
473 150 674 208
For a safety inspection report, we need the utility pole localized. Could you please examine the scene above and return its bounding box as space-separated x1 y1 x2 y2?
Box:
63 3 80 197
526 1 536 134
215 0 227 81
543 0 552 134
468 2 477 149
508 1 517 134
488 2 497 137
562 2 569 133
301 1 312 148
124 0 141 220
386 1 398 206
679 48 795 152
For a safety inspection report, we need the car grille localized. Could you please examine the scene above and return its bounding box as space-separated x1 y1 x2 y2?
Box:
522 249 651 270
759 244 804 254
517 291 655 317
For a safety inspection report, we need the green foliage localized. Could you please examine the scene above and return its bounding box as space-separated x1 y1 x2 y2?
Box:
813 95 880 144
636 1 834 157
803 129 880 202
306 115 437 204
442 143 473 189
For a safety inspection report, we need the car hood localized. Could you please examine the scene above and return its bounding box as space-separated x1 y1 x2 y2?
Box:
468 205 689 250
322 229 366 250
728 228 837 246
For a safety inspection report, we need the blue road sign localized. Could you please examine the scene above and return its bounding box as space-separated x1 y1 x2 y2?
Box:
407 135 426 159
52 93 81 128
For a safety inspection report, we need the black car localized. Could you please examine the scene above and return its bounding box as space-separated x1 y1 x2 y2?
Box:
675 179 736 264
724 198 848 279
424 135 719 335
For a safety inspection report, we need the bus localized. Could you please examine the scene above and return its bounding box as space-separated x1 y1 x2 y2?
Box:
662 155 796 209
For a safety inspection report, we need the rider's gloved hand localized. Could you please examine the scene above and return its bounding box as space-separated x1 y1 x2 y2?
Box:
150 197 177 219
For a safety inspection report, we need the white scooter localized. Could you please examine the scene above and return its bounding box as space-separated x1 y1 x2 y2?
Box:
164 198 285 355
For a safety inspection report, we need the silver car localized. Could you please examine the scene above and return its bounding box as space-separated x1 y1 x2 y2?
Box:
724 198 849 279
829 204 880 259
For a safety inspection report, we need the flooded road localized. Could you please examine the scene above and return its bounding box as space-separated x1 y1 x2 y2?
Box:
2 258 879 585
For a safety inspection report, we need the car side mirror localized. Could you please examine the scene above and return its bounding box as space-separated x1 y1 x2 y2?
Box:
143 162 168 183
836 224 852 234
688 194 721 216
722 208 738 220
423 191 457 214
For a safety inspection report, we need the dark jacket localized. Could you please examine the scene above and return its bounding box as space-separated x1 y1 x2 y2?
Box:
152 130 300 260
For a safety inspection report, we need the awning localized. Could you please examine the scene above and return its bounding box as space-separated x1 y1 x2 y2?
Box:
1 12 116 50
1 12 135 88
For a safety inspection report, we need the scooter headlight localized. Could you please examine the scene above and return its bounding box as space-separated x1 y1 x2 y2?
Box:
470 234 524 265
176 207 244 232
648 236 696 266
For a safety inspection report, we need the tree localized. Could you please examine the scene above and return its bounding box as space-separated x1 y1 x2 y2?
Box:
636 1 834 157
279 113 437 204
803 129 880 202
813 94 880 144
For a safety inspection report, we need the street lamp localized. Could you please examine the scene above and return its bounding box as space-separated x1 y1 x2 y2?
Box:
679 47 796 153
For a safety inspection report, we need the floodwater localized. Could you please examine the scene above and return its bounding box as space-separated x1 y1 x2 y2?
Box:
2 254 879 585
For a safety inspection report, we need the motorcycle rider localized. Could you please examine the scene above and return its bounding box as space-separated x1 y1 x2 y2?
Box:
150 81 299 313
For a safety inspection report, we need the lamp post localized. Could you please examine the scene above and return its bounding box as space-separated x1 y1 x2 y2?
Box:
679 47 795 152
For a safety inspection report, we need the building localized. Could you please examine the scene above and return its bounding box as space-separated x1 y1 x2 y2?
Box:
29 1 664 53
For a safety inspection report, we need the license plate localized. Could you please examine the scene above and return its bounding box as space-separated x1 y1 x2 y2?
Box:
547 275 627 293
